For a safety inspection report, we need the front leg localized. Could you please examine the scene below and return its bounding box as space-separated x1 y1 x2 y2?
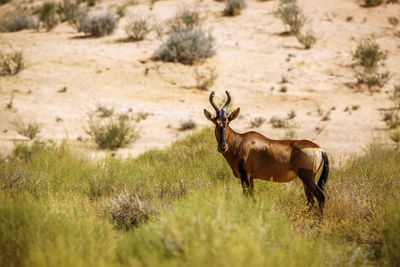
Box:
240 170 254 198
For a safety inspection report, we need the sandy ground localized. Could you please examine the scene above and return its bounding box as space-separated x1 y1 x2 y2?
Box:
1 0 399 164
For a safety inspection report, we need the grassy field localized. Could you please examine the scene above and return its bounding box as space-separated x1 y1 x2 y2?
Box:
0 127 399 266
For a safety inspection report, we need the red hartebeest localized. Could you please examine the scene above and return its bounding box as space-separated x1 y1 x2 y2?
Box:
204 91 329 213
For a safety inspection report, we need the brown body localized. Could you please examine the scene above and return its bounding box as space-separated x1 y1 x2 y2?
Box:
205 91 329 213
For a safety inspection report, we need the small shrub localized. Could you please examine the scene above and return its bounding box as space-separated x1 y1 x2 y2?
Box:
270 116 288 128
153 28 215 65
393 85 400 102
194 66 217 90
388 16 399 28
116 5 127 18
3 12 37 32
250 117 266 128
10 118 41 140
87 116 139 150
0 48 25 76
389 127 400 146
39 2 59 31
296 31 317 49
124 17 151 41
353 38 386 70
224 0 247 16
280 86 288 92
101 191 153 229
356 70 389 90
180 119 196 131
168 7 202 32
277 0 305 35
78 12 118 37
97 106 114 118
364 0 383 6
57 0 88 29
383 111 400 129
287 110 296 119
0 0 11 4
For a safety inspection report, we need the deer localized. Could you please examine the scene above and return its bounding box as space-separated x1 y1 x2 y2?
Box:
204 91 329 213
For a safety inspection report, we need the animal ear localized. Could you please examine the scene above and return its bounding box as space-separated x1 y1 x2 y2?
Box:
204 109 214 122
228 108 240 122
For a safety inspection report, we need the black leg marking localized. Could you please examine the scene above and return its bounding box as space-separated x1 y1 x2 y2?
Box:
298 168 325 215
239 160 253 197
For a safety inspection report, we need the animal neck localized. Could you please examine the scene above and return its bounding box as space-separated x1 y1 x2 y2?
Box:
215 125 242 155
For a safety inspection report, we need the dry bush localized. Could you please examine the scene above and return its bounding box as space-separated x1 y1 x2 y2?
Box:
364 0 383 6
353 38 388 91
87 116 139 150
296 31 317 49
2 12 37 32
101 191 154 229
78 12 118 37
194 66 217 90
277 0 305 35
224 0 247 16
39 1 59 31
168 7 202 32
124 17 151 41
153 29 215 64
0 48 24 76
250 117 266 128
57 0 88 28
353 38 386 70
10 118 41 140
180 119 196 131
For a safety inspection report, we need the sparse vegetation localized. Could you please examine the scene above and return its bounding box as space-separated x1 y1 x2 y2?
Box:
270 116 288 128
153 7 214 64
363 0 383 7
97 106 114 118
168 7 202 32
388 16 399 28
124 17 151 41
78 12 118 37
250 117 266 128
87 116 139 150
10 118 41 140
383 111 400 129
39 1 59 31
224 0 247 16
194 66 217 90
353 38 388 91
0 48 25 76
57 0 88 29
0 0 12 5
277 0 305 35
280 86 288 92
153 28 215 65
180 119 196 131
353 38 386 70
1 12 37 32
296 31 317 49
101 191 154 229
389 127 400 146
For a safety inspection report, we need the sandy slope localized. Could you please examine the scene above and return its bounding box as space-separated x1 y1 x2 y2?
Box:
1 0 399 163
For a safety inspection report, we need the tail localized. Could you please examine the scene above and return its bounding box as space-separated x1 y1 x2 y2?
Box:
317 151 329 193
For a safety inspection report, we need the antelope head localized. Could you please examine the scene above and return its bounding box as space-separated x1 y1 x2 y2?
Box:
204 91 240 153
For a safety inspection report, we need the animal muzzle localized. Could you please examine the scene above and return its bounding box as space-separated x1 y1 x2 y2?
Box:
218 143 228 153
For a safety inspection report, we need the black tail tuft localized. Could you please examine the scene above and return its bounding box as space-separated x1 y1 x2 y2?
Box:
317 151 329 193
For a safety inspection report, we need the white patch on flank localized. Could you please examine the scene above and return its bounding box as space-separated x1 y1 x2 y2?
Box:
302 148 324 174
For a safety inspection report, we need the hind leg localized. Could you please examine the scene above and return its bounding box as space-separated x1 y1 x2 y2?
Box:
302 182 315 211
298 168 325 214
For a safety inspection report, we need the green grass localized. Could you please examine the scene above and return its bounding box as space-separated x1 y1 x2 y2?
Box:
0 128 399 266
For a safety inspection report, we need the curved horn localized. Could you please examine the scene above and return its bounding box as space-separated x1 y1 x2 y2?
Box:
209 91 219 112
222 91 231 112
